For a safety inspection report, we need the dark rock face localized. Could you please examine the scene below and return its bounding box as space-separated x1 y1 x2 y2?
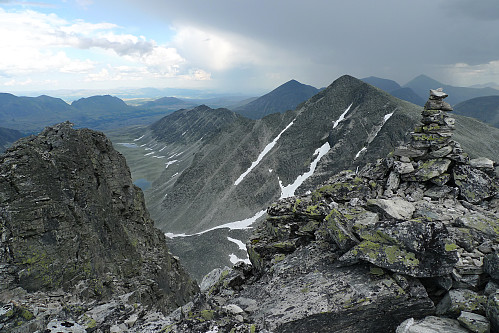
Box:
0 122 198 331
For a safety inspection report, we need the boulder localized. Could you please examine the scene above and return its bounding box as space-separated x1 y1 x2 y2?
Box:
436 289 487 317
396 316 469 333
457 311 490 333
470 157 495 171
454 165 495 203
484 253 499 281
366 198 415 220
403 158 451 182
341 220 458 277
487 291 499 333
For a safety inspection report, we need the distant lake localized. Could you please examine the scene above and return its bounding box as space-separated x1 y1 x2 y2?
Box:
134 178 151 190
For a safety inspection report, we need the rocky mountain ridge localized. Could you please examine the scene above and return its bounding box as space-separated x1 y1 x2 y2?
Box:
150 88 499 333
0 122 198 332
112 75 499 280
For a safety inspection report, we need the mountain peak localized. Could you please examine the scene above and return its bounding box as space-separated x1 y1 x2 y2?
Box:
234 79 319 119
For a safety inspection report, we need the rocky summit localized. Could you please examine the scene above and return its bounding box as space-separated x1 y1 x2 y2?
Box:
0 122 198 332
154 89 499 332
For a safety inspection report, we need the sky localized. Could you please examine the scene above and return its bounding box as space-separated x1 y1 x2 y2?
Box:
1 0 499 95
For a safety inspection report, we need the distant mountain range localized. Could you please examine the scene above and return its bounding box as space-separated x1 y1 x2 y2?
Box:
361 76 425 106
362 75 499 127
233 79 319 119
404 74 499 105
110 74 499 280
0 93 251 134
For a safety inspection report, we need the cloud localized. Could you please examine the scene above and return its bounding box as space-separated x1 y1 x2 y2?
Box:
171 26 262 71
120 0 499 88
439 61 499 86
0 7 195 87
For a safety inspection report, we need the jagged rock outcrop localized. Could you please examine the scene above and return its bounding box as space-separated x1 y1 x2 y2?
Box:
154 88 499 332
0 122 198 332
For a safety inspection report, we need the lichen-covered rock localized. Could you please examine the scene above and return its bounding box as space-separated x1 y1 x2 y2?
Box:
240 244 433 333
454 165 496 203
403 158 451 182
341 220 458 277
436 289 487 317
312 171 375 203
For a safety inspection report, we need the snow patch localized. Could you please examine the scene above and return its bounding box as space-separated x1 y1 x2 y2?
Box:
354 111 394 161
332 103 353 129
117 142 138 148
269 169 273 173
234 119 295 186
158 146 167 152
144 152 155 156
164 210 266 238
165 232 188 238
354 147 367 160
165 160 178 168
133 135 145 141
229 253 251 265
227 237 247 251
279 141 330 199
384 112 394 123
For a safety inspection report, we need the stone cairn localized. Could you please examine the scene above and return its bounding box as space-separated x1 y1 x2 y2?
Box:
386 88 496 203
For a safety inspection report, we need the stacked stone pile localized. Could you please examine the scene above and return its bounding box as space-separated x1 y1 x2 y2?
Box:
387 88 496 204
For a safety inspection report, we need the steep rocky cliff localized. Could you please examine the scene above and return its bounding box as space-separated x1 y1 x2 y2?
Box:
148 89 499 332
0 122 198 332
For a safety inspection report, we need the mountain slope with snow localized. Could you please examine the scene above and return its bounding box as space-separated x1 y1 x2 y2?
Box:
111 74 499 280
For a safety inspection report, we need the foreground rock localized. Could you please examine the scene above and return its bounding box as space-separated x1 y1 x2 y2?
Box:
157 88 499 332
0 122 198 331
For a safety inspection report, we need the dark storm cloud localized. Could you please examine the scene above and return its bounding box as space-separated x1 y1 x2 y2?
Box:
123 0 499 85
445 0 499 21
